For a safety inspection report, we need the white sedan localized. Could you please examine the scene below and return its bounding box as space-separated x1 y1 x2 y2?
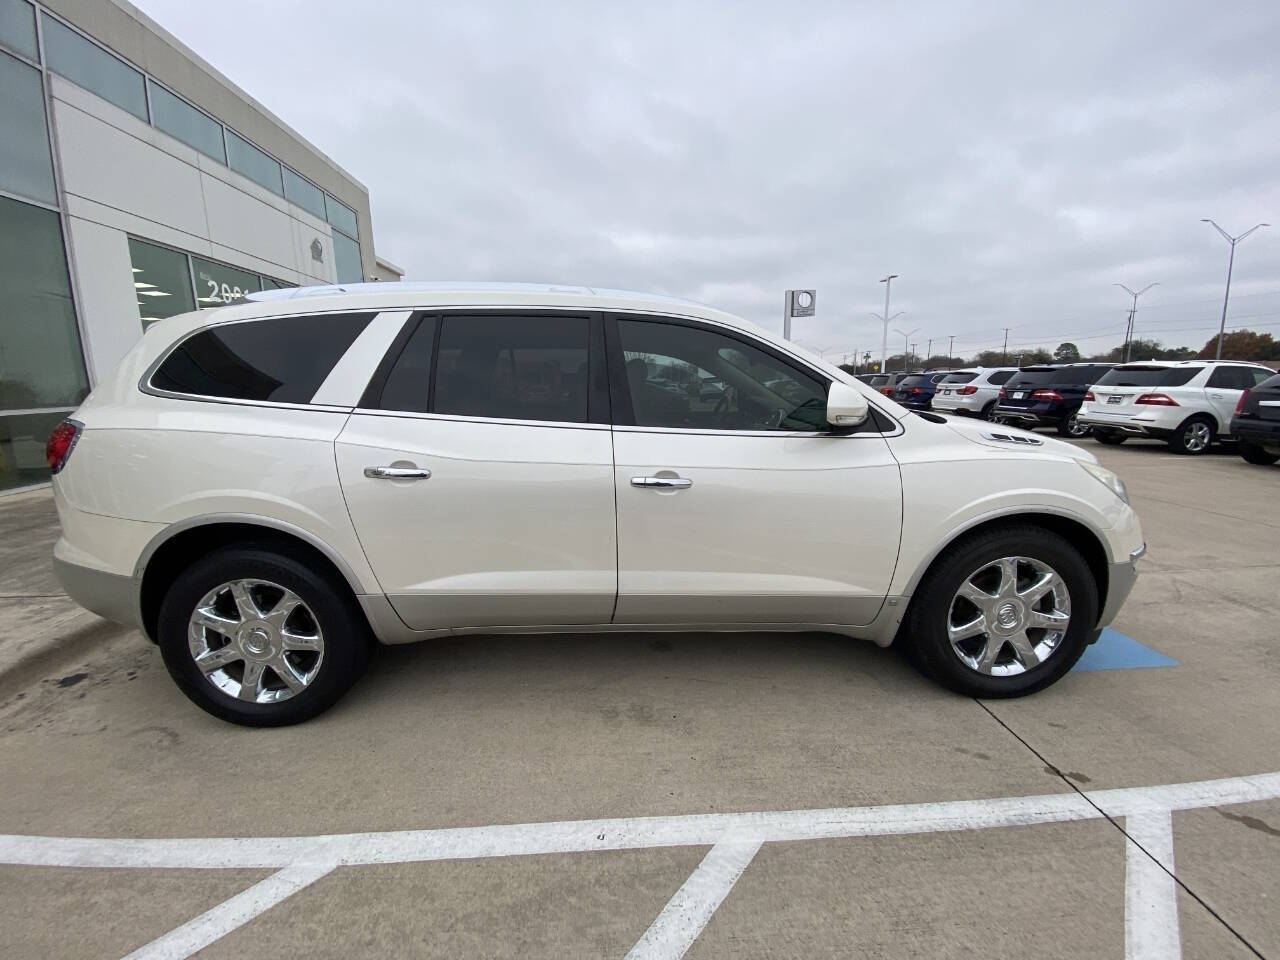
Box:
48 283 1144 725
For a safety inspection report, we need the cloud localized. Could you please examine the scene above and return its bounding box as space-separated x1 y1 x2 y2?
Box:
139 0 1280 360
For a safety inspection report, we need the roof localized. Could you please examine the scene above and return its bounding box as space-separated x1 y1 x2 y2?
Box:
1113 359 1271 368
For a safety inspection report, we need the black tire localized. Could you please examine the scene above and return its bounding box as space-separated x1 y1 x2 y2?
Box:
1168 415 1215 455
1239 441 1280 466
1056 414 1091 438
980 400 997 421
157 545 372 726
902 525 1099 698
1093 430 1127 446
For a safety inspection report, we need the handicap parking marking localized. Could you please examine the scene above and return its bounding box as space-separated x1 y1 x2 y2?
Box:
1074 627 1178 672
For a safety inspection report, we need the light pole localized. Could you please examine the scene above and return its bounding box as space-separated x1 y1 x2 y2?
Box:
947 335 955 369
1202 220 1269 359
1114 282 1158 363
872 275 903 373
894 327 919 373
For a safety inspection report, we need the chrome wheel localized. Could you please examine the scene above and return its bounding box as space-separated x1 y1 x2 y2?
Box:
947 556 1072 677
187 579 324 703
1066 416 1090 438
1182 420 1212 453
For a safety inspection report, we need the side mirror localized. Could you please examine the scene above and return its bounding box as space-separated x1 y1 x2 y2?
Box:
827 380 870 429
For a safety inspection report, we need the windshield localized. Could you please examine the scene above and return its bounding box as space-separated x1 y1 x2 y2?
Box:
941 372 977 383
868 375 889 386
1095 365 1203 387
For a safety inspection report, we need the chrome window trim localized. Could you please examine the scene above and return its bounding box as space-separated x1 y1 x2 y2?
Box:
349 409 611 432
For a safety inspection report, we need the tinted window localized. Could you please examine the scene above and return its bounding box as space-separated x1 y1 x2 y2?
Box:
899 375 928 386
434 315 589 423
1005 369 1058 390
0 50 56 205
129 237 195 327
151 313 373 403
1096 366 1175 387
941 372 977 384
324 194 359 238
192 256 261 308
226 130 283 196
617 319 828 431
988 370 1015 385
1207 366 1256 390
148 81 225 162
0 0 37 61
332 230 362 283
1250 368 1275 387
377 316 435 413
1051 366 1098 387
868 375 888 387
42 15 147 120
1161 367 1202 387
282 167 326 220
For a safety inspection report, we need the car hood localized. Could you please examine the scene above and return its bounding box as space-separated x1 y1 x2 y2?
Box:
938 413 1099 465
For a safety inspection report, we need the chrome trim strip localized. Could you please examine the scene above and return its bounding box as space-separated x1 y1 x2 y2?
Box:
1130 543 1147 561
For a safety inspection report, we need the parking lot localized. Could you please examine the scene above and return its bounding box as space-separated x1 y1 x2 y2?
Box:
0 439 1276 960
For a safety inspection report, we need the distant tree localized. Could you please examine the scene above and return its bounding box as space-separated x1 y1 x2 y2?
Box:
1197 329 1277 361
969 349 1010 367
1054 342 1081 362
837 363 858 376
1107 338 1166 362
922 354 956 370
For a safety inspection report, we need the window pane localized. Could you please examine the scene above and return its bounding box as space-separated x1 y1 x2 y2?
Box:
376 317 434 413
0 50 55 204
0 410 70 492
148 80 224 162
989 370 1015 385
259 276 294 290
151 313 373 403
332 230 362 283
617 320 828 431
1096 366 1168 387
434 315 589 423
282 166 325 219
191 256 261 308
128 238 195 327
0 0 37 61
42 14 146 121
1252 368 1274 387
0 196 88 410
1160 367 1202 387
940 372 977 383
226 130 283 196
324 194 359 238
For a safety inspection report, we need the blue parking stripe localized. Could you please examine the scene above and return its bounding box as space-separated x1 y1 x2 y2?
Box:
1073 627 1178 672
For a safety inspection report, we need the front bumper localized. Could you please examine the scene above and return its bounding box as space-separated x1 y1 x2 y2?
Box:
53 554 143 630
1088 544 1143 644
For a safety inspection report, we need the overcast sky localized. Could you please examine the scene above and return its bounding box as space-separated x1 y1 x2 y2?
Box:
139 0 1280 361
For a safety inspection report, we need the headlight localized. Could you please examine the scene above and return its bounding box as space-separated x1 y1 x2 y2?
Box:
1080 461 1129 505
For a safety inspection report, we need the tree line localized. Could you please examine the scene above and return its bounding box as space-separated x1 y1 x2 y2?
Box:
841 328 1277 373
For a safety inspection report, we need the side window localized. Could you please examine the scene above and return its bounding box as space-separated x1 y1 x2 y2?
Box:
988 370 1015 385
433 315 590 423
375 316 435 413
1251 368 1275 387
1207 367 1250 390
1161 367 1202 387
616 319 829 431
150 313 374 403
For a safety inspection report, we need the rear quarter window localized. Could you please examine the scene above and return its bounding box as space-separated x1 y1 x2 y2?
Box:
941 373 977 384
988 370 1015 385
150 312 374 403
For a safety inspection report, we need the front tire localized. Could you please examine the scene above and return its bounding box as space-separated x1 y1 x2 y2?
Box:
157 545 371 726
1169 416 1214 455
1239 441 1280 465
903 525 1098 698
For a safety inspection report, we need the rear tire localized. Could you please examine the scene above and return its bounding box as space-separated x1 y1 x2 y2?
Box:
903 525 1098 698
1057 415 1091 438
1239 441 1280 465
980 401 997 421
157 545 371 726
1093 430 1127 446
1169 416 1215 455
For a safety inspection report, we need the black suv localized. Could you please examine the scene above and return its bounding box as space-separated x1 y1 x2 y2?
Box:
992 363 1113 437
1231 371 1280 465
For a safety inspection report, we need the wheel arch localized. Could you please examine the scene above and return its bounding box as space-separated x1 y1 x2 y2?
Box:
893 510 1110 643
137 517 369 644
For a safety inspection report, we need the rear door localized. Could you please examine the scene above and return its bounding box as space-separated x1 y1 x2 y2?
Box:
1206 366 1269 428
335 311 617 630
607 315 902 626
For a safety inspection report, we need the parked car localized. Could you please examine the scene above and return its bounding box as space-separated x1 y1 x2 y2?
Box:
932 367 1019 420
890 371 951 409
48 283 1143 725
1078 361 1276 454
1229 371 1280 465
865 372 909 396
993 363 1113 437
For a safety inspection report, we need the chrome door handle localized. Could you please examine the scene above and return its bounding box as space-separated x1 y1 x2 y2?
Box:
631 476 692 489
364 466 432 480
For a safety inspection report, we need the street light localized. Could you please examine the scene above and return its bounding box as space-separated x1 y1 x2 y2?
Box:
894 327 919 373
1202 219 1269 360
872 275 903 374
1114 282 1158 363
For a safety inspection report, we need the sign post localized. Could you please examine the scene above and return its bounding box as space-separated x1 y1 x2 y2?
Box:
783 289 816 341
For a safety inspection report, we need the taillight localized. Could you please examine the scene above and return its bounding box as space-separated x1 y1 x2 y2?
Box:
880 387 893 396
1236 388 1251 415
1084 391 1096 402
1031 389 1064 401
957 385 978 395
46 419 82 474
998 387 1007 400
1134 393 1178 406
909 386 922 395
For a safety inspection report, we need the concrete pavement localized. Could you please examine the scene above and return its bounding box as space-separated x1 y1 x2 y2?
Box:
0 441 1276 959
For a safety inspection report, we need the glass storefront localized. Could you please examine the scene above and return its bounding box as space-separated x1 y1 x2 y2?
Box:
0 410 69 491
129 237 196 326
0 48 56 205
191 256 262 308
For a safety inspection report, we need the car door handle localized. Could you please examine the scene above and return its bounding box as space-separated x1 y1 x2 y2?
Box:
631 476 693 489
364 466 432 480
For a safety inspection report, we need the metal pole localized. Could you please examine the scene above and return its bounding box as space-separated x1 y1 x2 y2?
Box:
925 338 932 367
1215 240 1236 360
877 274 899 372
1124 310 1134 362
948 335 955 368
782 291 791 342
1002 328 1010 364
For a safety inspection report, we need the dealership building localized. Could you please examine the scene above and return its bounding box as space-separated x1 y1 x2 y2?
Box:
0 0 401 492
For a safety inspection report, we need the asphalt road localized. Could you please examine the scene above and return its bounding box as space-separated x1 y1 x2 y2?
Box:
0 439 1277 959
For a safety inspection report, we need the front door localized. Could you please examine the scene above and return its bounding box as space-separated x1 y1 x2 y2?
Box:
336 312 616 630
607 316 902 626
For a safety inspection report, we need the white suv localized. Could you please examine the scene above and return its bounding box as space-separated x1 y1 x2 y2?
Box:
931 367 1019 419
1078 360 1276 454
49 283 1144 725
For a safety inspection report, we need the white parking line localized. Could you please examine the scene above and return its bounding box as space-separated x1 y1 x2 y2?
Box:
2 770 1275 960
